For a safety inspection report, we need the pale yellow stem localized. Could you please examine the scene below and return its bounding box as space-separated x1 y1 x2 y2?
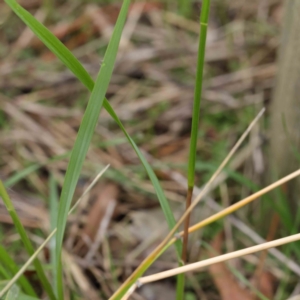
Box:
139 232 300 284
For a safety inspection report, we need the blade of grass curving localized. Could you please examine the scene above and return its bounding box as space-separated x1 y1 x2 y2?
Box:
54 2 130 299
4 1 184 294
49 175 58 295
0 245 36 297
182 0 211 269
4 0 182 257
0 182 56 300
0 166 109 299
110 108 264 299
104 104 181 252
4 152 70 188
102 108 183 300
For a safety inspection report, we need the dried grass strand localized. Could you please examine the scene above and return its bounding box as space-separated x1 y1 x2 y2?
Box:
139 232 300 284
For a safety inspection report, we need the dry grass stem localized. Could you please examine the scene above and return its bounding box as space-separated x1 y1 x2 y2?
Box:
138 232 300 285
175 168 300 239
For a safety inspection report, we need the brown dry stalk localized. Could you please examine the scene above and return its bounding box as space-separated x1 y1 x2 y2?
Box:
181 186 193 262
166 109 265 243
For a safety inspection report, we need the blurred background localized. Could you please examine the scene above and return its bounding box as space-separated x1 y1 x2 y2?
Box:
1 0 300 299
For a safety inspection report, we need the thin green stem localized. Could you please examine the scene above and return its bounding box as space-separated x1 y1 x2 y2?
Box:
175 272 185 300
187 0 210 189
180 0 210 297
0 181 56 300
49 174 58 297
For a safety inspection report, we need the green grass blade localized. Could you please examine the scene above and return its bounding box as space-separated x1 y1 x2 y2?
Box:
175 272 185 300
0 166 108 299
187 0 210 189
4 0 182 257
180 1 210 297
49 175 58 295
0 264 10 279
4 164 40 189
0 182 56 300
0 245 36 297
4 152 70 189
104 104 181 254
54 1 130 299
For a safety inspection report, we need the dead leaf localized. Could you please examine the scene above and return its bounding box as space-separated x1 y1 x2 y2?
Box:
251 272 275 300
84 183 118 242
250 214 278 299
208 233 254 300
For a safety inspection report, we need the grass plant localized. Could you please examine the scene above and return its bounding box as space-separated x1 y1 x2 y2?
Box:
181 3 210 296
0 181 56 300
1 1 300 300
0 166 109 298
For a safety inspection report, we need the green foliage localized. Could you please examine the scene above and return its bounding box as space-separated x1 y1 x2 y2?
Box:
5 284 20 300
3 0 183 298
181 1 211 297
4 0 182 260
0 245 36 297
54 1 130 298
0 182 56 300
4 152 70 188
49 175 58 296
187 0 211 188
4 284 40 300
